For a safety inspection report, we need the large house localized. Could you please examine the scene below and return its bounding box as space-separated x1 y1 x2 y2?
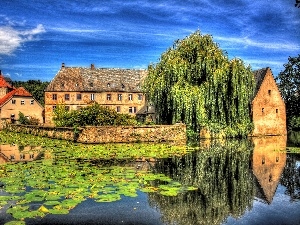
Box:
44 63 148 124
0 73 44 125
252 67 286 136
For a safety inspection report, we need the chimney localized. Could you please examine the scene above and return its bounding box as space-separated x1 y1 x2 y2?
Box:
91 64 95 70
61 63 65 68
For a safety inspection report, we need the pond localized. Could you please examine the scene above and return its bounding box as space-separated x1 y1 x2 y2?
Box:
0 132 299 225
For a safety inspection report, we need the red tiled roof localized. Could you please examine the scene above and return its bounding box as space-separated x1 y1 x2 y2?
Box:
0 87 32 107
0 75 13 88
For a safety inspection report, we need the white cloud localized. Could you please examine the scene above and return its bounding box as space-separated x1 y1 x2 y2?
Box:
215 36 300 51
0 24 45 55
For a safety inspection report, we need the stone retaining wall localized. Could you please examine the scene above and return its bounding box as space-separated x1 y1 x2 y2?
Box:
4 123 186 144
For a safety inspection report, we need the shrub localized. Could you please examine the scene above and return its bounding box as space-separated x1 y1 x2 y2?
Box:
18 112 40 125
53 103 138 127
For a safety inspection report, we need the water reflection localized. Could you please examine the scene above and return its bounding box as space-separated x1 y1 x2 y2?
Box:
148 136 294 225
251 136 287 204
0 144 42 164
149 139 255 225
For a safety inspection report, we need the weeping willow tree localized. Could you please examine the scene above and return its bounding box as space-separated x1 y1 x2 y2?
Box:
143 31 255 137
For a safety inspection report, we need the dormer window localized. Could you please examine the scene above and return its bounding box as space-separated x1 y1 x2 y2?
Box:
121 84 125 90
61 83 64 87
107 83 110 88
75 83 78 87
268 90 271 95
89 82 93 87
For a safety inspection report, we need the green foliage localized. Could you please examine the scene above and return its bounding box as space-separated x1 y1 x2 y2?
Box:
143 31 255 137
0 131 195 223
289 116 300 130
276 54 300 125
52 103 138 127
13 80 49 106
18 112 39 125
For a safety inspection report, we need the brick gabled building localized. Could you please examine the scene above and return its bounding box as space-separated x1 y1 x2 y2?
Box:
0 73 44 125
44 63 147 124
252 67 286 136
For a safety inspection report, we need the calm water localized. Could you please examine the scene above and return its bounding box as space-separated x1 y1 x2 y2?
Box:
0 135 299 225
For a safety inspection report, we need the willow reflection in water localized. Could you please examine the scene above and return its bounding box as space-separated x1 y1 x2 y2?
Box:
148 136 293 225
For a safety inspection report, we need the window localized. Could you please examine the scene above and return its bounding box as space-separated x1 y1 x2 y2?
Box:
10 155 15 160
30 100 34 105
128 94 133 101
118 94 122 101
121 84 125 90
107 83 110 87
20 154 25 160
276 109 278 114
65 94 70 101
107 94 111 101
52 94 57 100
29 154 34 159
53 106 57 111
262 108 264 114
61 83 65 88
116 106 121 112
268 90 271 95
77 94 82 101
21 100 25 105
11 99 16 104
129 106 137 113
65 106 70 111
91 94 95 101
89 82 94 87
138 94 143 101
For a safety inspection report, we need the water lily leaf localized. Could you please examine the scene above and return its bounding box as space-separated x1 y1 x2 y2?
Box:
38 205 49 213
44 200 61 206
160 190 178 196
0 200 8 206
95 193 121 202
4 221 26 225
48 208 69 214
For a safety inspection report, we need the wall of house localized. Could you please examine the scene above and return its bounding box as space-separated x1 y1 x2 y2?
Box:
5 123 186 144
252 70 286 136
0 87 8 99
44 91 145 124
0 96 44 123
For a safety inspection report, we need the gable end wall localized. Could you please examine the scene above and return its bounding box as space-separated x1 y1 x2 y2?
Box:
252 69 286 136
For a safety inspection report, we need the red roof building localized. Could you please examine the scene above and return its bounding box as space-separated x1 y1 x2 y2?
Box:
0 73 44 126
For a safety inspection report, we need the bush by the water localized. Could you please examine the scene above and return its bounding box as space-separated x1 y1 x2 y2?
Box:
53 103 138 127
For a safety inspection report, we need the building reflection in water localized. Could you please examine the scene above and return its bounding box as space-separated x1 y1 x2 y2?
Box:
148 136 289 225
251 136 287 204
0 144 42 164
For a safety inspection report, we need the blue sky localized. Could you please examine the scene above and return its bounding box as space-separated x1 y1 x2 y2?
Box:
0 0 299 81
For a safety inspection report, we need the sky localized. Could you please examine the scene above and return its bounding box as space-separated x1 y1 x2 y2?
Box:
0 0 299 81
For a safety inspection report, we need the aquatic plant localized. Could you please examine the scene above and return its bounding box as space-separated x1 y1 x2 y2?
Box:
0 131 196 223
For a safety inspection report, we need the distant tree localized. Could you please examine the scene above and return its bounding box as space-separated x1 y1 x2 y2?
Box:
143 31 255 137
13 80 50 106
276 54 300 128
